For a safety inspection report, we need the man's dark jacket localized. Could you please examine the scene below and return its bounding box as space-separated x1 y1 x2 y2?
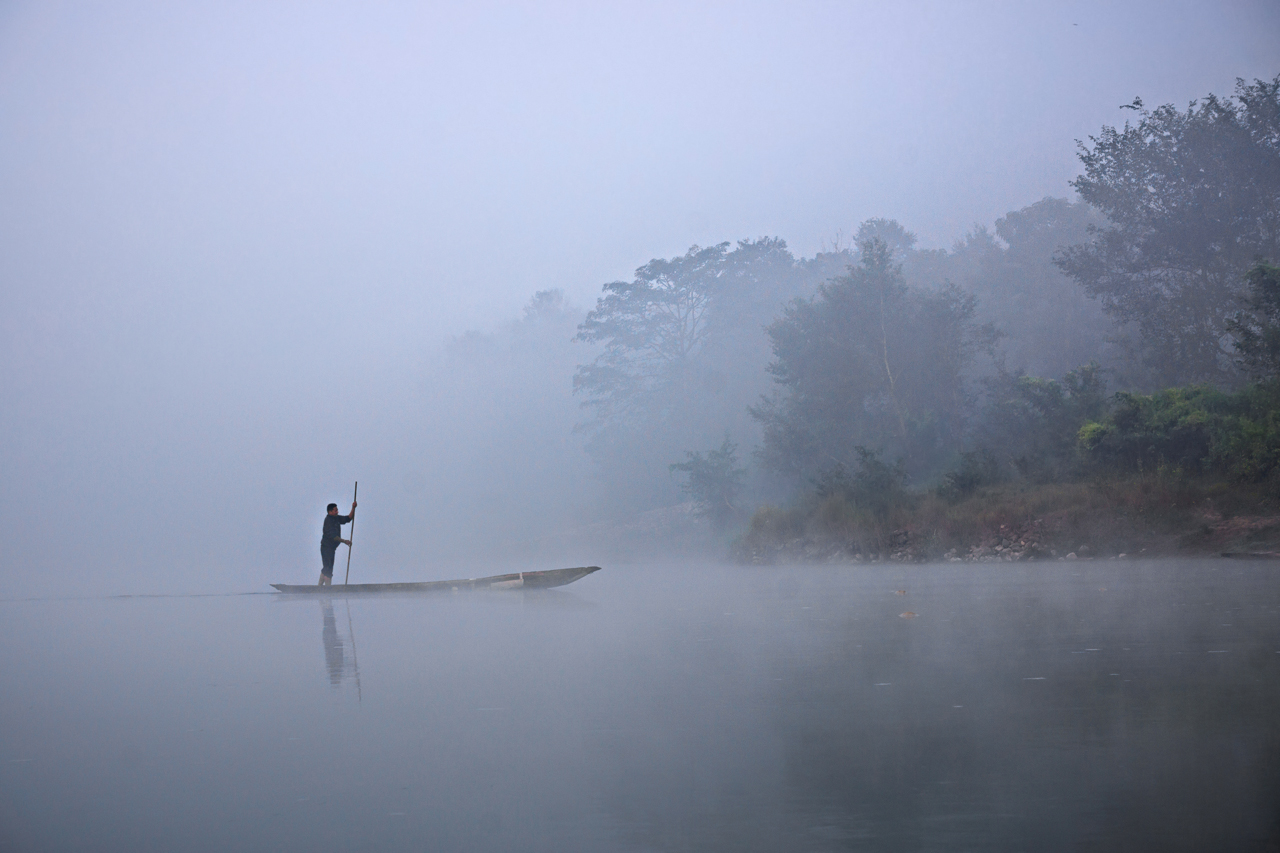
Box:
321 513 352 550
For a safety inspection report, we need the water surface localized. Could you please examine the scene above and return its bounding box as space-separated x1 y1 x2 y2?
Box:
2 560 1278 851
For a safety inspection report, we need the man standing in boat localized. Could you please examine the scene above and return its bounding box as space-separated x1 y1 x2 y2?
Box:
319 499 356 586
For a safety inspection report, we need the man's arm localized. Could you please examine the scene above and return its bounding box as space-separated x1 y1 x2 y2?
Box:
341 500 357 545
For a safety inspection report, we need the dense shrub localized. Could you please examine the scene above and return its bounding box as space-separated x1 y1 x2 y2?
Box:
811 447 911 521
669 435 747 531
1228 262 1280 379
938 449 1003 502
1079 381 1280 484
973 363 1109 481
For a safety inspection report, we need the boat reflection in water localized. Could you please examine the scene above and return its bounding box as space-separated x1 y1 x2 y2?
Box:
304 568 602 695
319 600 361 696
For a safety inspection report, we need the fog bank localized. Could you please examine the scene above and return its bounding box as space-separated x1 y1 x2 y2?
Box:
1 1 1276 595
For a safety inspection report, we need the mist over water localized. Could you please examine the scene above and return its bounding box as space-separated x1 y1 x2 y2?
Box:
3 560 1277 851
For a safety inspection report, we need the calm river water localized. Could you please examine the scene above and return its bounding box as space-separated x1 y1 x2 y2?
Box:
2 560 1278 851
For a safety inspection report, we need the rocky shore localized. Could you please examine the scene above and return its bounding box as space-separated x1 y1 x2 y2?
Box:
732 505 1280 565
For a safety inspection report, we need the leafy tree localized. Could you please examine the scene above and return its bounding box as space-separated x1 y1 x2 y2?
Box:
1056 76 1280 386
954 198 1127 382
854 217 917 263
848 205 1128 385
573 242 729 429
574 239 831 510
855 217 954 292
1227 262 1280 378
753 238 996 484
973 363 1109 481
668 434 746 531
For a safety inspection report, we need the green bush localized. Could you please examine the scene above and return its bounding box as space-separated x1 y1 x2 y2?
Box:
1079 380 1280 484
975 363 1108 481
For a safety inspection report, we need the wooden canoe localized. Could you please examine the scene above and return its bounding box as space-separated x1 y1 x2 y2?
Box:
270 565 601 595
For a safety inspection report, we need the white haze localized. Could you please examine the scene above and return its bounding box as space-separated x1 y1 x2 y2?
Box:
0 1 1277 595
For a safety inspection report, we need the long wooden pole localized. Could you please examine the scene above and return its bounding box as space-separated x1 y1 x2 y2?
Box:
344 481 358 584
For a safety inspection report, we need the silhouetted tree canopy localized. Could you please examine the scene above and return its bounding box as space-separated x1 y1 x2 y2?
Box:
1228 262 1280 379
973 363 1109 482
574 238 836 509
574 242 729 427
753 238 996 484
561 80 1280 523
955 198 1123 381
1056 76 1280 385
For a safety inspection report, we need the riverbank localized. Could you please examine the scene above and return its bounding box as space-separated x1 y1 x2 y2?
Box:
732 476 1280 564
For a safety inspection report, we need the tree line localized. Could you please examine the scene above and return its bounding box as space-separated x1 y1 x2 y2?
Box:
560 76 1280 529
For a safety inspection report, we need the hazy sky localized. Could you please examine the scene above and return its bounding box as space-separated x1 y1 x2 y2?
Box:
1 1 1277 593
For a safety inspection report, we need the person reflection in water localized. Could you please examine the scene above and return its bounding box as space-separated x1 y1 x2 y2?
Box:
319 499 356 586
320 601 345 686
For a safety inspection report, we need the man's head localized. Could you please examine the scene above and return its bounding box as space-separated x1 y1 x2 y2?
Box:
327 503 339 514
